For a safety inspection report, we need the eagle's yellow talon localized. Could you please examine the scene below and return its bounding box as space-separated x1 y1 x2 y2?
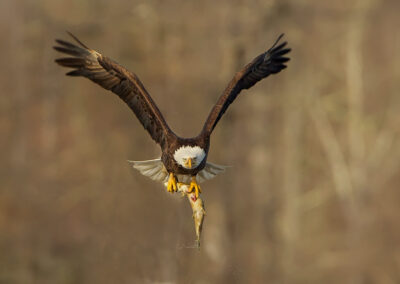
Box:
167 173 178 193
188 177 201 198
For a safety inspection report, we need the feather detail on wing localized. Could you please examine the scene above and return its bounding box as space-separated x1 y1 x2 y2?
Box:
195 162 229 183
202 34 291 134
128 159 169 182
54 32 174 147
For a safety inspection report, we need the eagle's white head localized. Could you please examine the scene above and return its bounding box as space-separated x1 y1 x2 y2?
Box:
173 146 206 169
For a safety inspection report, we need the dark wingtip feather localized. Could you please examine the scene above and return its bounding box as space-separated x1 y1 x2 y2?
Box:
274 33 285 45
66 70 82 76
55 57 85 68
269 33 285 51
55 39 78 48
53 46 82 57
54 58 67 66
271 42 288 53
272 48 291 58
275 57 290 63
263 34 291 65
66 31 90 49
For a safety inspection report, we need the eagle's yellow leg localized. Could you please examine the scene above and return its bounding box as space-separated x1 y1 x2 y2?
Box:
187 176 201 198
167 173 178 193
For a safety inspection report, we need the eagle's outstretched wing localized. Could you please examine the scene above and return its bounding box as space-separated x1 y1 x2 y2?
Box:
201 34 291 135
54 32 174 147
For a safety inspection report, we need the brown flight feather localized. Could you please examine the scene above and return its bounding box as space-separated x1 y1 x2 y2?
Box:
201 34 290 134
54 33 174 147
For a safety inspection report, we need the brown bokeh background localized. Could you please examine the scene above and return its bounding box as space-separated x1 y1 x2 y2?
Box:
1 0 400 283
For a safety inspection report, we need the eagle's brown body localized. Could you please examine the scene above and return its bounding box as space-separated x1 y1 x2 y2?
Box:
54 32 290 193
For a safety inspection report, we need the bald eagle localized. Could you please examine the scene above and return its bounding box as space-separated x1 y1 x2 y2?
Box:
54 33 290 197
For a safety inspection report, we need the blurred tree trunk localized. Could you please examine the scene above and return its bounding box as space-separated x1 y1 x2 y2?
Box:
9 2 28 174
345 1 377 283
280 87 303 283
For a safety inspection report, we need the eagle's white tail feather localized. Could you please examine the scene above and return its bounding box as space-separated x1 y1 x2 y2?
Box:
128 159 228 184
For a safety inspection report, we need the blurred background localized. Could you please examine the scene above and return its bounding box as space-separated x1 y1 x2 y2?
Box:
1 0 400 283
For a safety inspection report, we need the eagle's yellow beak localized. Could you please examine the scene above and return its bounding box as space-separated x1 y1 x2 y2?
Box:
185 158 192 169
